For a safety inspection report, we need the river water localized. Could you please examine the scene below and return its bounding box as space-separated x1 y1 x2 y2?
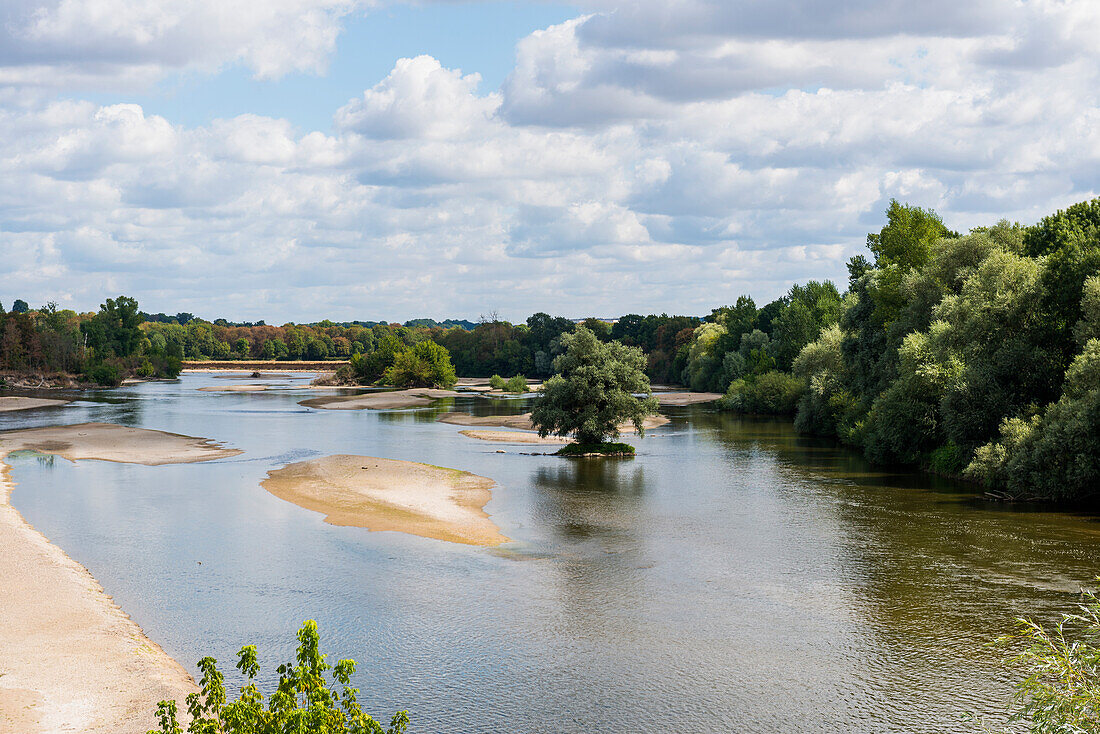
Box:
4 372 1098 732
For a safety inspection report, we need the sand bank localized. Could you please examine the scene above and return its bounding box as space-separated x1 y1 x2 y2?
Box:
0 397 71 413
459 430 568 445
261 455 507 546
197 384 269 392
0 422 243 465
654 392 723 406
0 422 244 734
300 388 460 411
439 411 670 434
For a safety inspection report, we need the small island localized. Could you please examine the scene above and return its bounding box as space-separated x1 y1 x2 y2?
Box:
260 455 508 546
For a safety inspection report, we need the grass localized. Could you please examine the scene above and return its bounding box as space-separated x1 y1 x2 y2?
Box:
555 442 635 457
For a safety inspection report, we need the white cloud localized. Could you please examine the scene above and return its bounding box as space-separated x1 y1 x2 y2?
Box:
0 0 366 90
2 0 1099 321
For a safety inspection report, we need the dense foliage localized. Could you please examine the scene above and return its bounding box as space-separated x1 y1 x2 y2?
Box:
150 620 409 734
785 199 1100 500
531 326 659 445
0 296 180 385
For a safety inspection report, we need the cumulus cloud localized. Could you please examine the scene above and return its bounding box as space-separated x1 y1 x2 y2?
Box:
1 0 1099 321
0 0 365 90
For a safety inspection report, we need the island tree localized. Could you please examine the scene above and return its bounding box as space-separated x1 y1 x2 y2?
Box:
531 326 659 447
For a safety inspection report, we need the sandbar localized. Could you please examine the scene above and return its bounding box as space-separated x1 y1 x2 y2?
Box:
0 397 70 413
261 455 507 546
439 412 670 434
300 388 460 411
0 422 243 733
459 430 568 445
654 392 723 406
0 422 243 465
197 384 269 392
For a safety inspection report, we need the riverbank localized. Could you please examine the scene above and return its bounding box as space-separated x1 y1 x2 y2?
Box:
0 423 242 733
183 360 347 371
261 455 508 546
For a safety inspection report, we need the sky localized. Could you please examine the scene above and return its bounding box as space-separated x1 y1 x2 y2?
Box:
2 0 1099 324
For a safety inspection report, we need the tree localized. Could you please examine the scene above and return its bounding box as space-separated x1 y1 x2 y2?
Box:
11 299 29 314
382 340 456 388
531 326 659 445
150 620 409 734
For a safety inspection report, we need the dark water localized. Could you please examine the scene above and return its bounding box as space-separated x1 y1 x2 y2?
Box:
4 373 1098 732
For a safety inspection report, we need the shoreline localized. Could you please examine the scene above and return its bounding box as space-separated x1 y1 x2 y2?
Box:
0 424 242 734
0 456 196 734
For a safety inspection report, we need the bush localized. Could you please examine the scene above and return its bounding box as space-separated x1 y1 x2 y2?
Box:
503 375 529 393
717 371 803 415
382 341 456 389
150 620 409 734
489 374 506 390
87 362 121 386
555 442 635 456
136 359 155 378
994 586 1100 732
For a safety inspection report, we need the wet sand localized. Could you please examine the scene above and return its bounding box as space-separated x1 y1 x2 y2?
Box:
459 430 569 445
0 397 70 412
261 455 508 546
300 388 460 410
0 423 242 734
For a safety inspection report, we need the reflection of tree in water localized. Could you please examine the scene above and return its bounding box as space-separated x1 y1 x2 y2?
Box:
374 399 458 424
531 459 649 542
695 410 1100 724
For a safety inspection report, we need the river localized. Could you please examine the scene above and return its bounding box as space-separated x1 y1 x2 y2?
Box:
4 371 1097 732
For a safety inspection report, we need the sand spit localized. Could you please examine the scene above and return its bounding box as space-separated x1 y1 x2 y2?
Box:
459 430 568 445
197 384 269 392
439 412 670 435
654 392 723 406
438 412 536 429
0 397 71 413
0 422 243 465
300 388 460 411
261 455 508 546
0 422 244 734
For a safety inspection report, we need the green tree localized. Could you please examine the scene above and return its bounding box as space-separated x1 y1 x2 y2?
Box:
531 326 659 445
11 299 29 314
150 620 409 734
382 341 456 388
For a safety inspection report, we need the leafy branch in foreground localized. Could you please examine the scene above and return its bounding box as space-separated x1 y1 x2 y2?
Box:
150 620 409 734
992 587 1100 732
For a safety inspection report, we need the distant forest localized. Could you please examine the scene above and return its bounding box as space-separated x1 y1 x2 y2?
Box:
3 196 1099 499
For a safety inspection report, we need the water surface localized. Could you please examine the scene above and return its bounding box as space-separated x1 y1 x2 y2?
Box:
5 372 1097 732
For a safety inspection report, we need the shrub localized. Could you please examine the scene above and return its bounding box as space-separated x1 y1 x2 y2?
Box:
503 375 529 393
717 371 804 415
994 586 1100 732
382 341 456 389
87 362 121 386
555 442 635 457
150 620 409 734
488 374 506 390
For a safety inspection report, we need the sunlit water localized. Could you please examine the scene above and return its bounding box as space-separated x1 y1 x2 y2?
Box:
4 372 1099 732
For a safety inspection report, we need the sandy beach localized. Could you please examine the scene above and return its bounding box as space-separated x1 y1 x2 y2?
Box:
0 423 241 734
261 455 508 546
300 388 460 410
653 392 723 406
0 397 71 413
